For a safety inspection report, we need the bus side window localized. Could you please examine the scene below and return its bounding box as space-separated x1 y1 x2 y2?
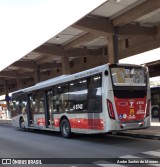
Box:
34 91 45 114
52 84 68 113
88 75 102 113
68 79 88 112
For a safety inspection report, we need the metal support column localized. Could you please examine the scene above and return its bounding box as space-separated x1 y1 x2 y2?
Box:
113 26 119 63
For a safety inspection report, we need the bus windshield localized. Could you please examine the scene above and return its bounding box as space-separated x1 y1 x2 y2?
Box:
110 66 146 86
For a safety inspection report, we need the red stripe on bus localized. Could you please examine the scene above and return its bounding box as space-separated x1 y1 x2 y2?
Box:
54 118 60 127
74 118 104 130
69 118 104 130
36 118 104 130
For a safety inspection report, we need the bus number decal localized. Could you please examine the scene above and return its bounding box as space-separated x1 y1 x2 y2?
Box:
73 104 83 110
137 101 144 104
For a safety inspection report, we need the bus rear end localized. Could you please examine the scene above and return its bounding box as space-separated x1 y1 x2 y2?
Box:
106 64 151 132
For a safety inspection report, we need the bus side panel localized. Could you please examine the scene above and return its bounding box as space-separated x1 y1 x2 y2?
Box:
12 115 21 128
12 114 28 128
102 70 118 133
75 113 104 132
23 114 29 128
54 113 105 134
33 114 46 128
70 71 107 134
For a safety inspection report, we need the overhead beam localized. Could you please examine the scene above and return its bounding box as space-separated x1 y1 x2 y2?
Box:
34 44 65 56
0 71 17 78
0 79 16 85
0 71 35 78
18 72 35 78
39 62 61 70
74 16 113 37
119 24 157 36
66 48 104 58
149 70 160 78
64 32 97 50
74 16 157 36
67 48 87 57
87 48 105 56
119 37 160 59
113 0 160 26
36 55 60 65
11 60 36 70
146 60 160 67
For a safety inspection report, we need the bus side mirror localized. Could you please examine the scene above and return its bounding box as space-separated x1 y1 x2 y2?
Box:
104 70 108 76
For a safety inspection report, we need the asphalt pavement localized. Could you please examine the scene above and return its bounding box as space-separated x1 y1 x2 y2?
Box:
0 118 160 140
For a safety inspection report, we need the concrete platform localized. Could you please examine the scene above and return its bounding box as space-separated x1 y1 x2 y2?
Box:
0 119 11 124
117 122 160 140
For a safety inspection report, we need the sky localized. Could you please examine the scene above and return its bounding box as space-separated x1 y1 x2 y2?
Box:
0 0 107 71
119 47 160 65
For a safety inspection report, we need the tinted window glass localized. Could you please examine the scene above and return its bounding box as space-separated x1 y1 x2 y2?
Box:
10 94 27 117
111 67 146 86
52 84 68 113
68 79 88 112
88 75 102 112
34 91 45 114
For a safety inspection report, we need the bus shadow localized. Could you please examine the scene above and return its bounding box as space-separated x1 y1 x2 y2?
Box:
17 128 62 137
72 133 140 145
17 128 140 145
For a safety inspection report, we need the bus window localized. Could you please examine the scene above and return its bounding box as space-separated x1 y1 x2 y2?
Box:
10 94 27 117
38 91 45 113
52 84 68 113
61 84 69 112
68 79 88 112
20 95 27 115
29 91 45 126
88 75 102 113
31 91 45 114
111 67 146 86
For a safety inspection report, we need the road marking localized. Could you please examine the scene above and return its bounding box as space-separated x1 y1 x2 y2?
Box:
95 161 127 167
120 153 160 167
142 151 160 157
119 155 139 158
148 164 160 167
95 150 160 167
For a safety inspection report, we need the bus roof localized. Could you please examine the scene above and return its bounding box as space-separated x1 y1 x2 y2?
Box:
11 64 108 96
11 63 146 96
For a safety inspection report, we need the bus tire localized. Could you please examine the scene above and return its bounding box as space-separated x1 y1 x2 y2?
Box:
19 117 25 131
60 119 71 138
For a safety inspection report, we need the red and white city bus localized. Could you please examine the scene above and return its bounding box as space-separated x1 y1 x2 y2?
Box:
11 64 151 138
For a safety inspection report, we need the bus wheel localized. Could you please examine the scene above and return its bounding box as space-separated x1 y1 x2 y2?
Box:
152 107 159 118
19 118 25 131
60 119 71 138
